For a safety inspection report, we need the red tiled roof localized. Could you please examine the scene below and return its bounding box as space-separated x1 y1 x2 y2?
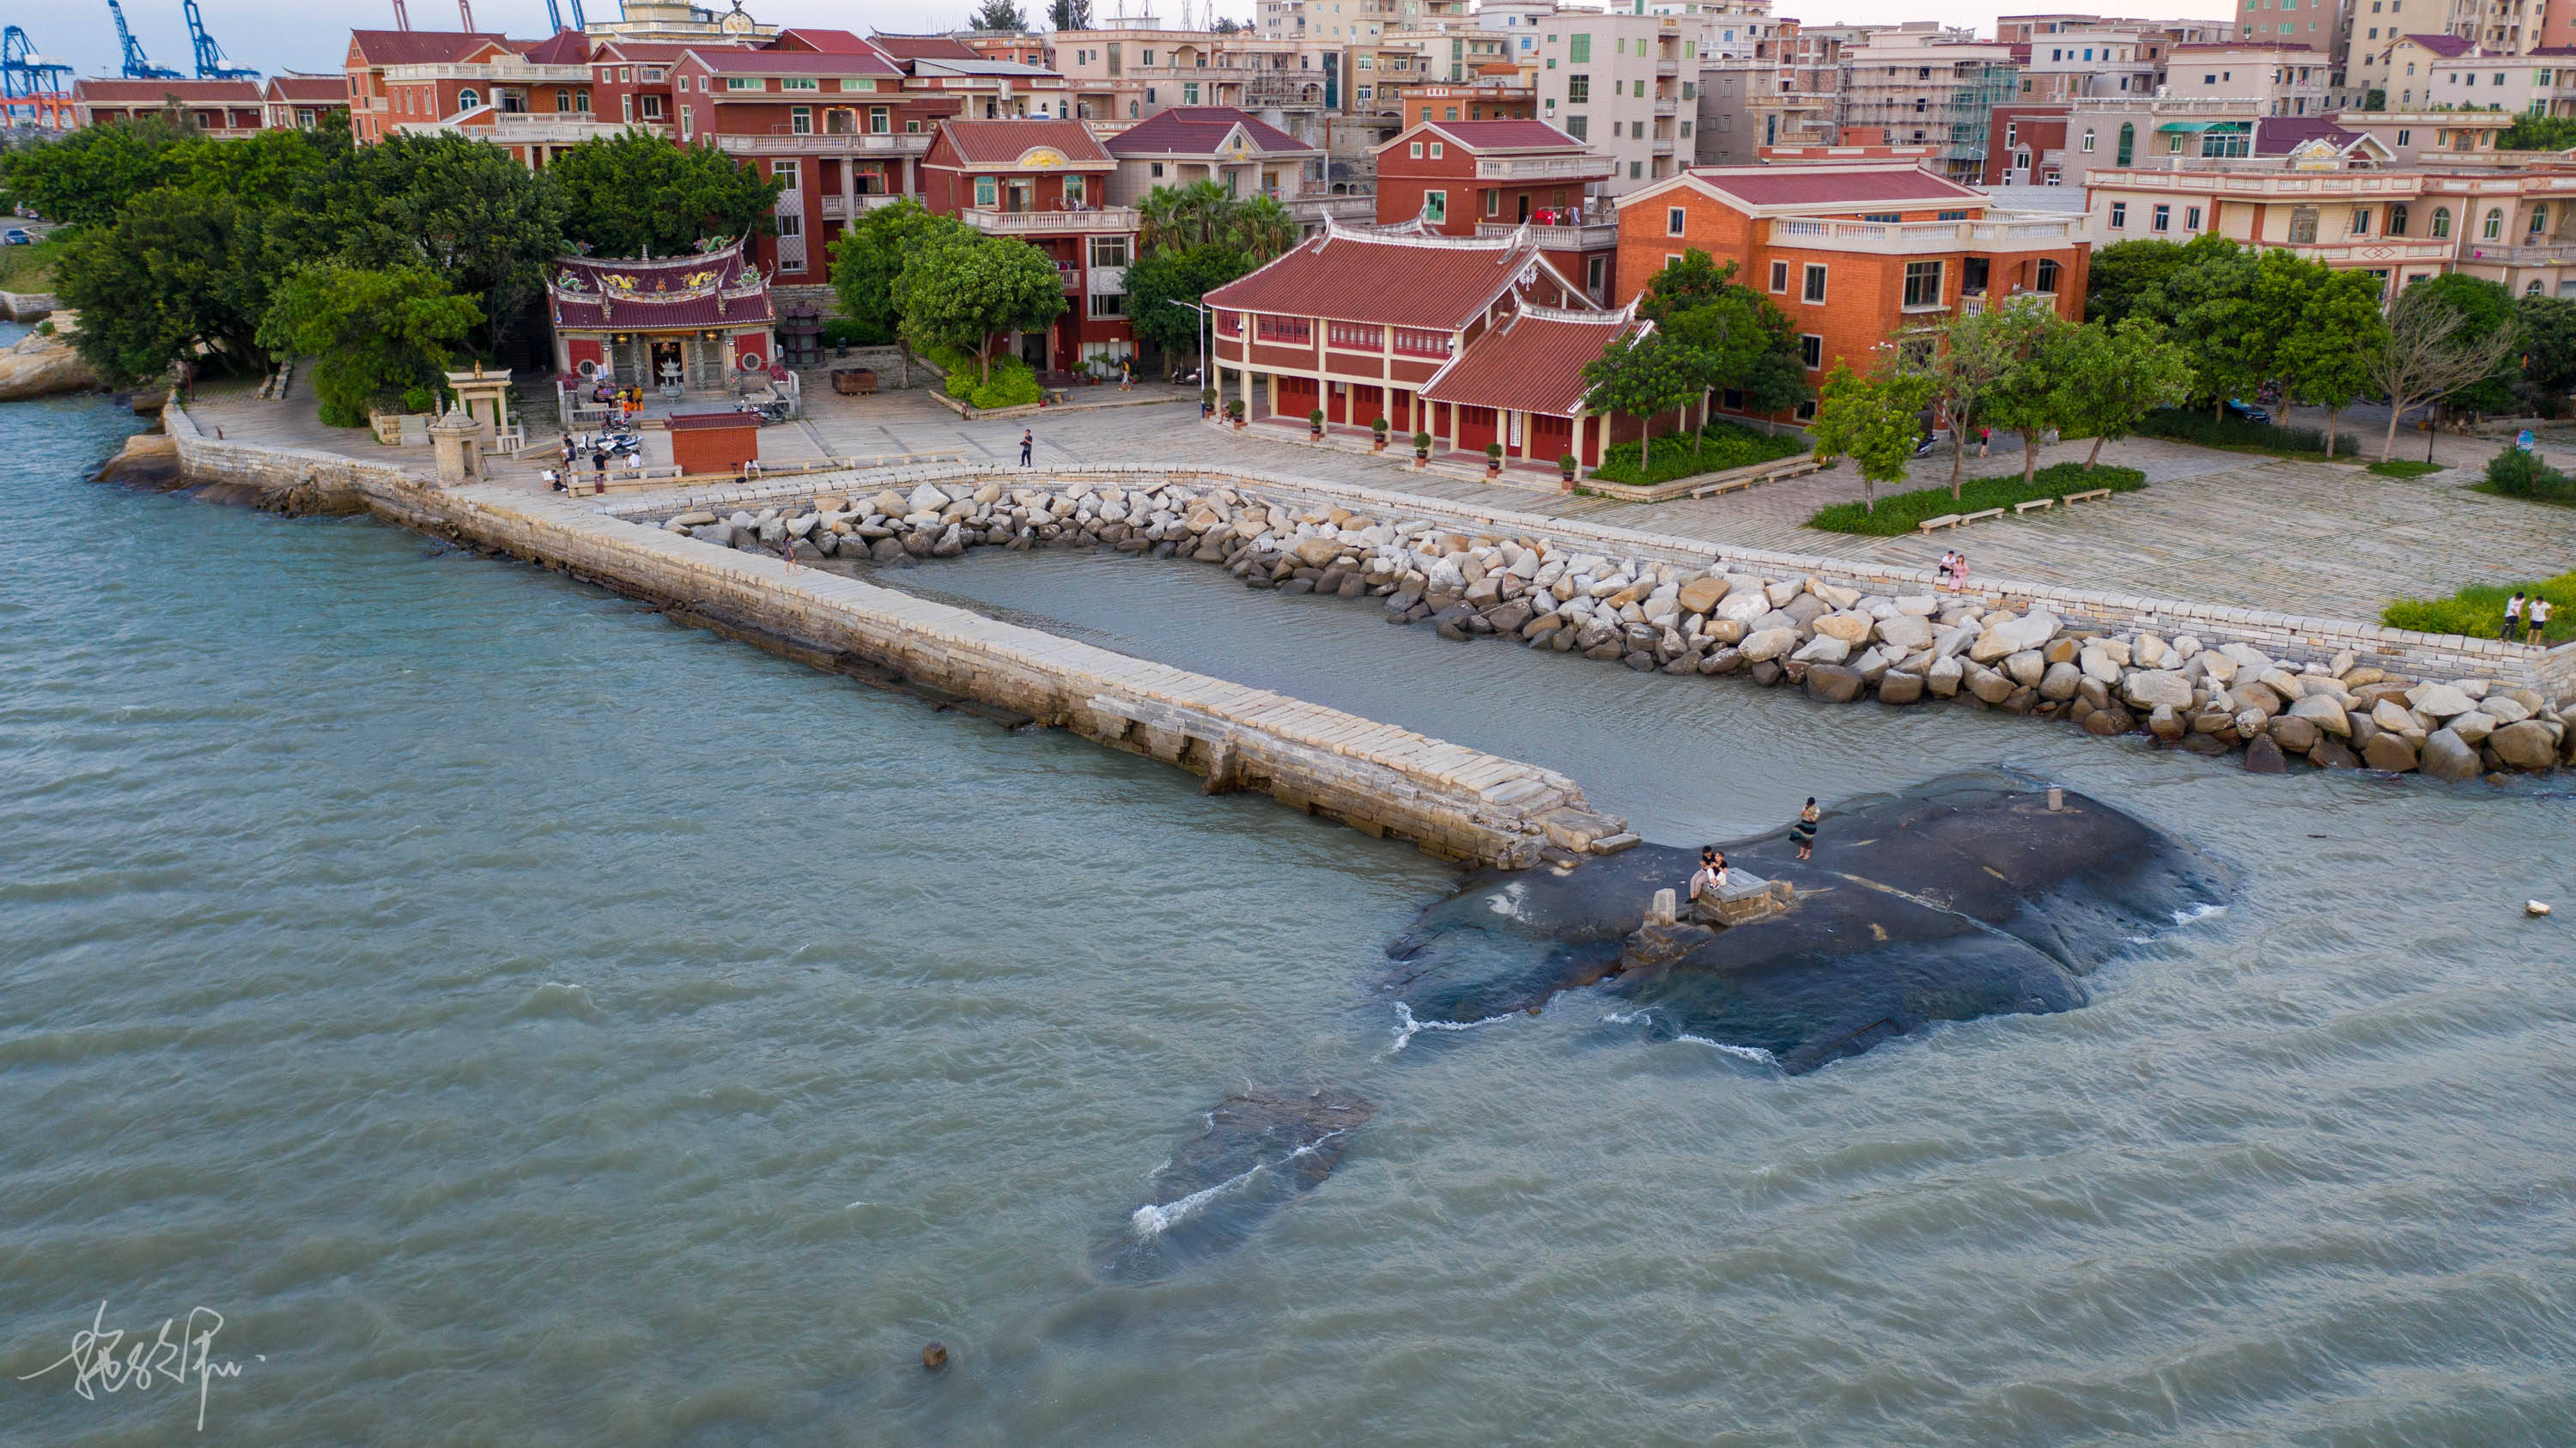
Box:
347 30 510 66
520 30 592 65
1686 162 1984 209
1102 106 1317 157
264 75 349 101
1424 119 1585 151
2403 33 2475 56
929 119 1114 167
768 27 877 53
1421 301 1646 417
74 79 262 104
1204 224 1592 332
690 49 903 75
592 40 708 61
2252 117 2364 156
871 33 981 62
547 238 773 332
2172 40 2312 51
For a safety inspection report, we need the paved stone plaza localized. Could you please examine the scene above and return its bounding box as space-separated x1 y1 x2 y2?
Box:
179 373 2573 628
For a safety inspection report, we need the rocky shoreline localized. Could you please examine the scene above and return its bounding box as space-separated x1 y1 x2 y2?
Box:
644 478 2575 781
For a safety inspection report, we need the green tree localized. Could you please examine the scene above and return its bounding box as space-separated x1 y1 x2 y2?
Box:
2410 272 2519 415
1808 361 1931 515
2369 280 2525 459
256 264 483 427
1139 179 1236 252
0 116 191 226
2045 319 2196 469
2500 113 2576 150
2082 237 2185 325
970 0 1030 26
1739 341 1813 434
1225 193 1296 262
281 132 566 356
1580 329 1704 470
893 230 1067 384
167 121 346 210
2137 234 2274 417
2516 293 2576 396
2273 270 2388 456
54 188 275 384
1122 241 1253 371
546 131 783 259
1046 0 1091 27
1979 308 2077 486
1910 301 2053 498
828 198 976 340
1640 250 1786 450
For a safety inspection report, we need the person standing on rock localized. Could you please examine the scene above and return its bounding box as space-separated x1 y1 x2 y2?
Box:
1020 430 1035 467
1791 800 1820 861
2528 595 2555 643
2504 591 2526 641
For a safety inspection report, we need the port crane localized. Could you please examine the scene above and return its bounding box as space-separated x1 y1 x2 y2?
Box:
543 0 588 33
182 0 258 79
3 26 77 120
106 0 184 80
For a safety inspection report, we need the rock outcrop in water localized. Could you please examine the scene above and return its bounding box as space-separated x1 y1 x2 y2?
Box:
0 323 97 402
1094 1089 1376 1281
1382 771 2231 1074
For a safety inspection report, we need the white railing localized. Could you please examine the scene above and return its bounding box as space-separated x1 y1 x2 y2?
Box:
1286 194 1377 226
709 131 933 155
1476 221 1618 248
961 205 1139 234
1474 155 1615 179
1769 215 2081 252
384 61 593 82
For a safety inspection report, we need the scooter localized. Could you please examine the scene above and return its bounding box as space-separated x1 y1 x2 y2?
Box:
735 399 790 424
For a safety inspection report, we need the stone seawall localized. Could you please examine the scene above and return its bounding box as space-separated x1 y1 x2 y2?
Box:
165 405 1621 869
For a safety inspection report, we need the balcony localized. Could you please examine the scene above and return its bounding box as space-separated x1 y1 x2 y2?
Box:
1056 260 1082 290
1769 214 2081 254
1655 58 1680 77
1650 137 1676 155
1287 193 1377 228
1653 95 1678 116
961 205 1139 235
710 131 934 156
1474 155 1619 180
1476 220 1618 250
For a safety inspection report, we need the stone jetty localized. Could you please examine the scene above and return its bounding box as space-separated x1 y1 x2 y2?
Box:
622 476 2576 781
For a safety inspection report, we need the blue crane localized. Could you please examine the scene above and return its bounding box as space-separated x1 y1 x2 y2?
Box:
181 0 258 79
106 0 183 80
3 27 77 119
543 0 588 33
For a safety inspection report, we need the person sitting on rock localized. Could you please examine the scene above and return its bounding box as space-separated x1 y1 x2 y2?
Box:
1690 847 1729 901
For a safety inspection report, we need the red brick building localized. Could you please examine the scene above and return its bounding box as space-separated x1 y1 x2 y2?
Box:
1204 223 1668 473
70 79 265 135
1982 104 2071 186
262 76 352 131
1615 163 2091 423
345 29 513 142
1372 119 1621 302
920 119 1138 373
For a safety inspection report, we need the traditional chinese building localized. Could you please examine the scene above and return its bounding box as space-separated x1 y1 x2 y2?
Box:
544 237 778 391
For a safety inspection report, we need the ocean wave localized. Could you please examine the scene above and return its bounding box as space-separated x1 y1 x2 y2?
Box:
1129 1165 1262 1237
1604 1008 1780 1066
1387 1000 1523 1052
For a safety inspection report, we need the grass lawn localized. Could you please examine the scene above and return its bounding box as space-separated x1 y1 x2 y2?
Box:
2366 459 2445 479
2383 572 2576 643
1587 419 1806 486
0 234 66 294
1806 462 2148 537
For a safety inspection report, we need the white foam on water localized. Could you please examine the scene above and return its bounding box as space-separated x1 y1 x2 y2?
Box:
1129 1164 1262 1237
2173 901 2228 926
1387 1000 1523 1052
1674 1033 1782 1068
1599 1009 1653 1026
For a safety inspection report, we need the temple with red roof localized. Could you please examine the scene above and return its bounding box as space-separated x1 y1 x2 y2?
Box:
544 236 777 393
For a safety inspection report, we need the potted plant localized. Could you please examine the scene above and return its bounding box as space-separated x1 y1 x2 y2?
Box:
1370 416 1389 452
1413 429 1432 466
1229 398 1246 430
1308 406 1326 439
1485 441 1504 477
1200 387 1218 419
1559 452 1579 490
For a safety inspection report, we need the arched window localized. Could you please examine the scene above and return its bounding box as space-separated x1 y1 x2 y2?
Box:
2116 122 2134 166
457 88 481 111
575 88 592 112
2482 206 2504 240
2531 203 2550 234
2387 203 2409 237
555 88 572 112
2530 279 2547 295
2431 206 2452 238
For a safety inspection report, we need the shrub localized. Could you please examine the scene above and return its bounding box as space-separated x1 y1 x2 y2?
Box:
1806 462 2148 536
1587 419 1806 486
2482 443 2576 501
1371 415 1389 433
2133 407 2332 458
821 317 896 348
2366 459 2445 479
936 350 1042 409
2383 571 2576 642
1200 387 1217 405
1485 441 1504 459
1309 407 1325 427
399 384 439 414
1560 453 1579 472
1228 399 1245 418
1413 429 1431 452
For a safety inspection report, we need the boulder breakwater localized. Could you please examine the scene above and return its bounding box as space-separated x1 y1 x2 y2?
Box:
623 474 2576 782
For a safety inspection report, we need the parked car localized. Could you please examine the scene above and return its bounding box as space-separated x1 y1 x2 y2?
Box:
2223 398 2270 424
2 229 33 246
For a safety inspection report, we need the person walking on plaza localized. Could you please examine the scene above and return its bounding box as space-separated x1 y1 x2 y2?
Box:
1791 799 1820 861
1019 429 1034 466
2528 595 2555 642
560 433 576 469
1119 359 1133 392
2504 591 2527 641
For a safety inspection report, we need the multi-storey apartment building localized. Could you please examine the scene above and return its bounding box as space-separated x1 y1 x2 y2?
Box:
1833 29 2019 181
2360 32 2576 109
919 119 1139 373
1698 19 1840 163
1533 13 1711 195
2017 25 2163 100
1373 118 1621 295
1099 105 1328 207
2164 40 2344 112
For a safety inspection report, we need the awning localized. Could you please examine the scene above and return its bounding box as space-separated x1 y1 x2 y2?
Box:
2157 119 2251 134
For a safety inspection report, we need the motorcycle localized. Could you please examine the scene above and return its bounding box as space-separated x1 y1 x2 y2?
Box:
735 399 790 424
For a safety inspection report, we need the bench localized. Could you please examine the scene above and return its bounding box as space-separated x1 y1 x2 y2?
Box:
2014 497 2055 515
2063 487 2113 504
1960 507 2006 525
1917 513 1964 533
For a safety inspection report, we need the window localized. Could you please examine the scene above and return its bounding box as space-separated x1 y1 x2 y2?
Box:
2116 121 2135 166
1801 263 1826 302
2287 206 2321 244
1255 315 1312 343
1429 142 1443 159
555 88 572 113
1902 259 1943 308
1487 190 1501 217
1798 333 1822 370
1860 212 1900 223
1408 140 1424 158
975 176 999 208
869 106 889 134
1629 162 1643 179
2035 259 2060 294
2186 205 2203 230
2348 207 2372 236
2109 201 2127 229
1393 326 1452 356
1090 291 1127 317
2484 206 2505 240
576 88 590 111
1564 114 1587 140
2534 203 2552 234
643 66 665 82
790 105 811 133
1666 206 1686 236
1570 33 1589 62
1768 260 1789 293
2081 127 2095 153
727 76 761 91
1567 74 1589 103
1423 191 1446 222
457 88 481 110
2396 128 2411 146
2153 204 2171 232
2431 206 2452 238
1065 174 1086 206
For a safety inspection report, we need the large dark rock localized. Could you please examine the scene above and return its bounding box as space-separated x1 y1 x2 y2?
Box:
1380 771 2229 1074
1093 1089 1376 1281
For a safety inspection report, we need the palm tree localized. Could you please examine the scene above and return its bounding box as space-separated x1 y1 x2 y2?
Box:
1139 180 1236 252
1226 194 1296 262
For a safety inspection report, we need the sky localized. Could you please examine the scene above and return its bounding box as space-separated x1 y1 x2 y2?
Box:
26 0 2235 88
